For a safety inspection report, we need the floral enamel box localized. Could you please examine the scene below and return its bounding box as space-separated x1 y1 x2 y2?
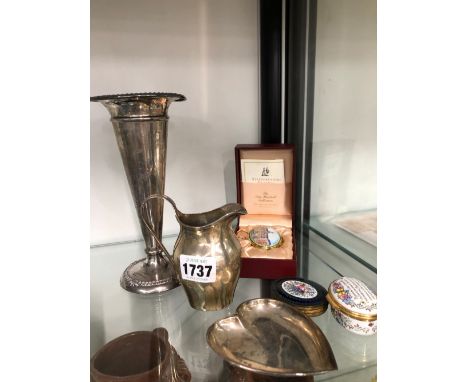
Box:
326 277 377 336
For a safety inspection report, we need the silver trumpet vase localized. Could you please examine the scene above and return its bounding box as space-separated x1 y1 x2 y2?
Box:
91 92 186 294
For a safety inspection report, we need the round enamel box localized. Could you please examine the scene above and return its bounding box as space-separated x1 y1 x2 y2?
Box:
272 278 328 317
326 277 377 336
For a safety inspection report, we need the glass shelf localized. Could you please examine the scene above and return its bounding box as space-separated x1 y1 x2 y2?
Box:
306 209 377 273
91 235 376 381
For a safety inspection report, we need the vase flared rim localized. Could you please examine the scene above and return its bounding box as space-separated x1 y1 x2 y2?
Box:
90 92 186 103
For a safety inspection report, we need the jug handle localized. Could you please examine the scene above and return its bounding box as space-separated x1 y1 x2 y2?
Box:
139 194 181 259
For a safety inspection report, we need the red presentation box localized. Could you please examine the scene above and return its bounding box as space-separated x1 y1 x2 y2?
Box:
235 144 297 279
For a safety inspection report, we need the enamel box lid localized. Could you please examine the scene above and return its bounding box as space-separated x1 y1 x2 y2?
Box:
274 278 327 306
328 277 377 319
249 226 283 249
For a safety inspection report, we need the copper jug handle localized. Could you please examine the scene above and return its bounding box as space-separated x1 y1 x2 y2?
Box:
139 194 181 258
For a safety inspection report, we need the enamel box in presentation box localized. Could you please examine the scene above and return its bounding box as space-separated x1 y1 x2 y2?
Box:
235 144 297 279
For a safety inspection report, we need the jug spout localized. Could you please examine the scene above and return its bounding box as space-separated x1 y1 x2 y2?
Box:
175 202 246 229
219 203 248 223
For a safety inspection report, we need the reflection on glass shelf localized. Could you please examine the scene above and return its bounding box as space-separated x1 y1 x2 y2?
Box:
91 235 376 381
306 209 377 273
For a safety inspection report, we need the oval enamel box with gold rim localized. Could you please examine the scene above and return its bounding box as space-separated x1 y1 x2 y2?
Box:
327 277 377 336
248 226 283 249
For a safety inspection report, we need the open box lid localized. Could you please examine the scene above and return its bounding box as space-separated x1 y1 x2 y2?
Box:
235 144 295 229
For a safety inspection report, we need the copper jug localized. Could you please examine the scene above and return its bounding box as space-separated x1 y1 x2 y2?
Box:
140 194 247 311
90 328 190 382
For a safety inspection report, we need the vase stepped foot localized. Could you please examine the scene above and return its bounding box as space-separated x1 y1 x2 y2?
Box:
120 253 180 294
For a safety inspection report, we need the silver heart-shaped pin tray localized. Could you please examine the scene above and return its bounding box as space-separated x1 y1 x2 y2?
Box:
206 298 338 377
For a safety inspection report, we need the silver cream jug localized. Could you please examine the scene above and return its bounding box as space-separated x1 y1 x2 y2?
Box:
140 194 247 311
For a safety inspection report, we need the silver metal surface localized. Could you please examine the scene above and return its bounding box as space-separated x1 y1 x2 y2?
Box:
91 92 186 294
206 298 338 377
141 194 247 311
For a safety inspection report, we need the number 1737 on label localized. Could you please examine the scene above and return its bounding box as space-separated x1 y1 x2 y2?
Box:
179 255 217 283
